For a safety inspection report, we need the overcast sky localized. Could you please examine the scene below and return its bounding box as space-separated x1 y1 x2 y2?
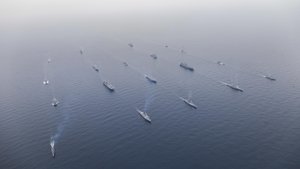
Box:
1 0 298 20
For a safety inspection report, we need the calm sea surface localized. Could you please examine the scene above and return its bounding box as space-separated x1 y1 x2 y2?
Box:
0 9 300 169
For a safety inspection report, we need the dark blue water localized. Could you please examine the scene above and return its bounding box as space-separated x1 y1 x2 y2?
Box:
1 9 300 169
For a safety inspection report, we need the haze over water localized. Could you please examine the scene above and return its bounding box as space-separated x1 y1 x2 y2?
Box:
1 0 300 168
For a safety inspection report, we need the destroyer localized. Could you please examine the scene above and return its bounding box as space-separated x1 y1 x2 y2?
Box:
217 61 225 65
128 43 134 48
150 54 158 59
179 97 197 109
52 98 59 107
92 65 99 72
123 62 128 66
262 75 276 81
221 82 243 92
103 80 115 91
136 108 151 123
180 63 194 71
145 74 157 83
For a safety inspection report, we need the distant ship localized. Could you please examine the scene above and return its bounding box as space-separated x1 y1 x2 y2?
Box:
52 98 59 107
47 58 51 63
144 74 157 83
50 140 55 158
217 61 225 65
136 108 151 123
123 62 128 66
165 45 168 48
92 65 99 72
80 49 83 55
103 80 115 91
179 97 197 109
180 63 194 71
262 75 276 81
221 82 243 92
128 43 134 48
150 54 158 59
181 49 186 54
43 80 49 85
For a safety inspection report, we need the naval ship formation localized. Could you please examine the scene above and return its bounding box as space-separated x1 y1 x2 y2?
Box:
43 44 279 158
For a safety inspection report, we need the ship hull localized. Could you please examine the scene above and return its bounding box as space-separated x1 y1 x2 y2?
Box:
180 97 197 109
137 109 151 123
145 76 157 83
180 64 194 71
103 82 115 91
227 85 243 92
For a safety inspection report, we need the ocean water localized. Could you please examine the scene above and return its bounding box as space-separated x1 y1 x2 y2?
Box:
1 7 300 169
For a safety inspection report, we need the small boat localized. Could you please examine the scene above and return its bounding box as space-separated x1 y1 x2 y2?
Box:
43 80 49 85
217 61 225 65
47 58 51 63
50 140 55 158
92 65 99 72
136 108 151 123
179 97 197 109
181 49 186 54
262 75 276 81
80 49 83 55
221 82 243 92
52 98 59 107
165 45 168 48
180 63 194 71
128 43 134 48
123 62 128 66
150 54 158 59
144 74 157 83
103 80 115 91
